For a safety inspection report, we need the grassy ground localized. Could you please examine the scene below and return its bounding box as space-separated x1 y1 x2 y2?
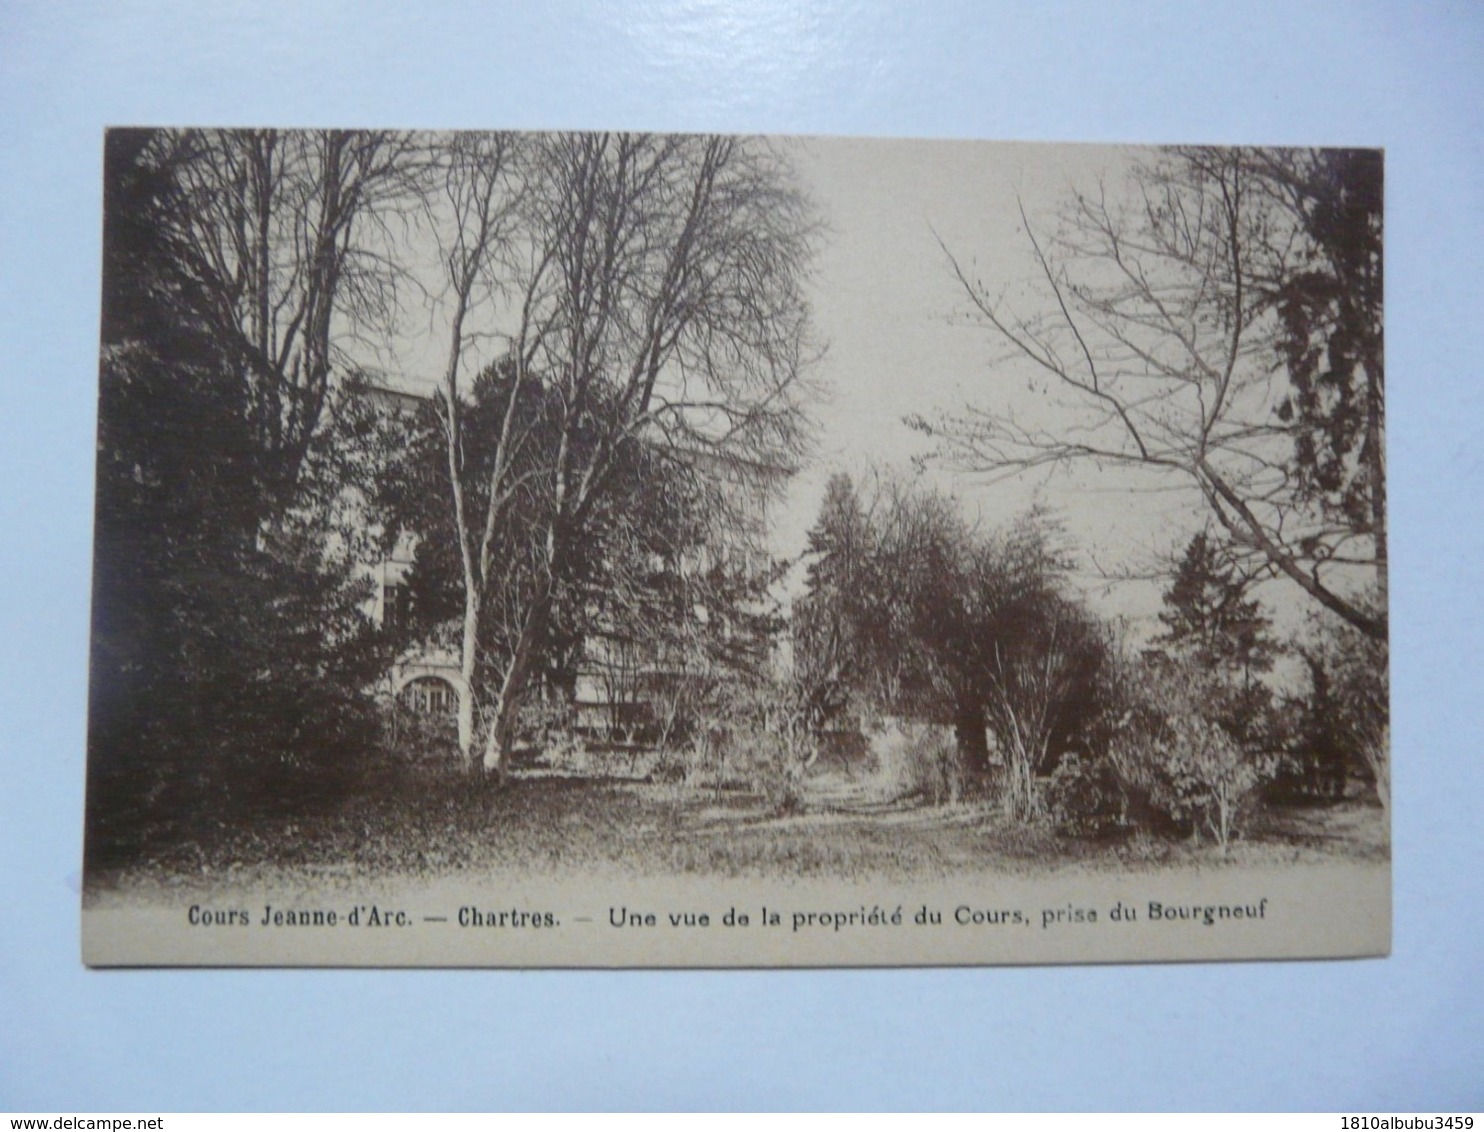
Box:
84 751 1390 901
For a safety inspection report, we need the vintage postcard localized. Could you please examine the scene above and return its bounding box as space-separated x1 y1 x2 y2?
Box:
83 130 1388 966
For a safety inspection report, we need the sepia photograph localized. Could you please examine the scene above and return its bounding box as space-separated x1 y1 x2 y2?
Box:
82 128 1388 967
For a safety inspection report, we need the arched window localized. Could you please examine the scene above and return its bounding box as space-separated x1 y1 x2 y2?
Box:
403 676 455 716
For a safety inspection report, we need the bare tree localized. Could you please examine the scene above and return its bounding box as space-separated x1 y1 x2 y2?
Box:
424 131 820 778
424 132 529 760
159 128 425 517
918 147 1385 641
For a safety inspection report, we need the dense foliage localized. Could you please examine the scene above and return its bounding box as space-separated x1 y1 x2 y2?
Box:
794 475 1109 818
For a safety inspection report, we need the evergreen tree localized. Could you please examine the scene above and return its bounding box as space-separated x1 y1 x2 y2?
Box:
793 474 875 724
1150 531 1278 753
86 131 392 868
1155 532 1275 687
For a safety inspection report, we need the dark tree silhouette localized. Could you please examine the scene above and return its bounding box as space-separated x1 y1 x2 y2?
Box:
1155 531 1275 688
87 131 393 866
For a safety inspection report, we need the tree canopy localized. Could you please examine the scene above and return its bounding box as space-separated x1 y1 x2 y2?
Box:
1154 530 1275 684
794 475 1108 817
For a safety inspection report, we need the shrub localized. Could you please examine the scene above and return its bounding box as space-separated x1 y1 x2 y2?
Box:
1099 657 1277 852
1046 751 1128 836
740 725 810 814
1152 715 1274 853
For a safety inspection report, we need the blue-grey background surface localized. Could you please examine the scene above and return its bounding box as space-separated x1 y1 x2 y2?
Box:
1 0 1479 1111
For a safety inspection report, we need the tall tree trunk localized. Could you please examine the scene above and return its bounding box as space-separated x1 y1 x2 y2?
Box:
442 287 480 765
480 573 555 782
996 718 1047 823
456 589 480 764
1366 725 1390 818
1364 353 1387 611
955 697 990 778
